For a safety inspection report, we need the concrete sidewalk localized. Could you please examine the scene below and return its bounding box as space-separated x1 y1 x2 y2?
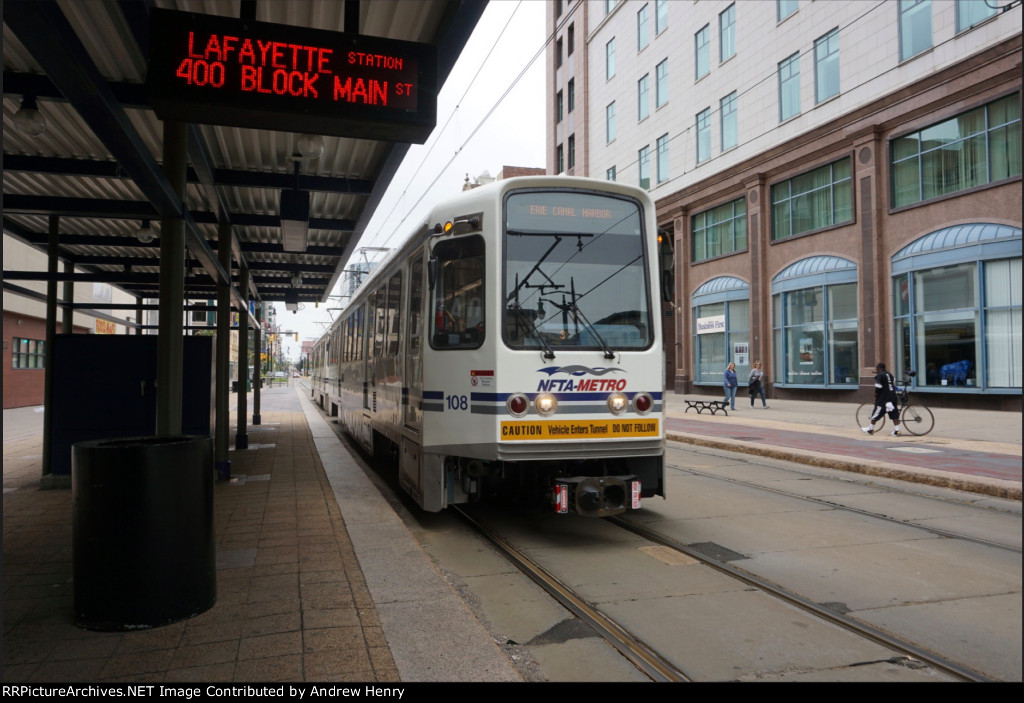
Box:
2 386 521 683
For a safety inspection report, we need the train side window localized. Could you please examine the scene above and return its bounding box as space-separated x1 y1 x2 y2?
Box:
387 271 402 356
354 303 365 362
431 235 485 349
373 287 387 357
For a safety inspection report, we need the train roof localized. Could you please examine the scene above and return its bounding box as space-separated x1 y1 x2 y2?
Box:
313 176 656 343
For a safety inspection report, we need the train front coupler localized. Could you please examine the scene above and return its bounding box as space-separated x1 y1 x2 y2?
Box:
552 475 642 517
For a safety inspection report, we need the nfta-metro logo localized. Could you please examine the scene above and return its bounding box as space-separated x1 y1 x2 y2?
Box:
535 366 627 392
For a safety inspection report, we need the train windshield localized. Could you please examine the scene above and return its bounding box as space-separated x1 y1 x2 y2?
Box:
503 190 651 353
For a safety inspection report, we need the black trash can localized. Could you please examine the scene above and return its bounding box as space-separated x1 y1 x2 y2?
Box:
72 435 216 630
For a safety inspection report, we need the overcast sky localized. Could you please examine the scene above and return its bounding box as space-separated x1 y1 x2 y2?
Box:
278 0 546 360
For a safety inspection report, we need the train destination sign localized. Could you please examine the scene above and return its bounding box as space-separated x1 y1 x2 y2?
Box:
146 9 437 143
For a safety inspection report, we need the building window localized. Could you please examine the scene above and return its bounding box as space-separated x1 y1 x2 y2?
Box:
695 25 710 79
557 144 564 173
556 90 563 122
606 0 617 16
638 74 650 121
606 101 616 143
656 0 668 34
556 37 563 68
771 158 853 240
12 338 45 369
607 166 616 182
692 198 747 262
719 4 735 62
778 0 798 22
556 0 562 18
721 91 737 151
568 134 576 169
656 133 669 184
568 78 575 112
774 280 859 386
568 23 575 56
655 59 668 108
692 279 750 386
638 146 650 189
606 38 616 79
637 4 649 51
899 0 932 61
192 299 216 324
778 52 800 122
893 225 1023 391
696 108 711 164
814 29 839 104
891 94 1021 208
956 0 996 32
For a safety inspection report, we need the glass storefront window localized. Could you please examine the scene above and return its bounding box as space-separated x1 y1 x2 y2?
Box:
896 256 1021 390
913 264 978 387
773 282 858 386
694 299 750 385
984 258 1022 388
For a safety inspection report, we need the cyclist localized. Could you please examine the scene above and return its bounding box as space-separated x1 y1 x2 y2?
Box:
862 362 901 436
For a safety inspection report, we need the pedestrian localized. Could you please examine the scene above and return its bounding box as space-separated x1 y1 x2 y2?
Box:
723 362 738 410
748 360 768 408
861 362 901 436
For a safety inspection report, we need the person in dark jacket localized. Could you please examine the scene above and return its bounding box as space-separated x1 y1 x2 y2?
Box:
862 362 901 436
748 360 768 408
723 362 738 410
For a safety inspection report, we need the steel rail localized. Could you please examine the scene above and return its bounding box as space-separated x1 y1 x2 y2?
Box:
453 507 692 682
668 460 1022 554
609 516 993 683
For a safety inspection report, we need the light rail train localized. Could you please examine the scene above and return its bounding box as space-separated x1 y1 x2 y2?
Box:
310 176 671 517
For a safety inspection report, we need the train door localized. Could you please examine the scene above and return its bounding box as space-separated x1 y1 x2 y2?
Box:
383 270 403 436
400 250 425 501
367 288 386 412
404 250 425 430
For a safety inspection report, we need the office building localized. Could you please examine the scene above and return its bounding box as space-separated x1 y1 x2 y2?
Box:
547 0 1021 407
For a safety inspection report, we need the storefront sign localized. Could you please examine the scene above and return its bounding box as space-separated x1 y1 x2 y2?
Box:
696 315 725 334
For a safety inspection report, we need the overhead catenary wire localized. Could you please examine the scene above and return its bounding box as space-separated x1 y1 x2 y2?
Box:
362 1 555 253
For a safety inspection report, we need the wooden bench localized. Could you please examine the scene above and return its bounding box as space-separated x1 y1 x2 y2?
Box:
684 399 729 416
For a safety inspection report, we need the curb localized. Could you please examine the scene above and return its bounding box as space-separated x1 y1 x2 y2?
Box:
666 431 1023 501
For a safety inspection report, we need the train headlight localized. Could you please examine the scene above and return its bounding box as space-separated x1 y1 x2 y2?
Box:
632 392 653 415
534 393 558 416
607 392 628 415
506 393 530 417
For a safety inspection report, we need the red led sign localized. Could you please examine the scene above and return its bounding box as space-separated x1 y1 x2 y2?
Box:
147 9 437 143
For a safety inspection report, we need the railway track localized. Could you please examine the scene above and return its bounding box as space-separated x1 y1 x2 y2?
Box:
453 506 692 682
667 460 1022 555
454 504 994 682
608 515 992 682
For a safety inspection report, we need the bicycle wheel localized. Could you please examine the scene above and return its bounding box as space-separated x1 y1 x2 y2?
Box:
856 403 885 432
900 404 934 436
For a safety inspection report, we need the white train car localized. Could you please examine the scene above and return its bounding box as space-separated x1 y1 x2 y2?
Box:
311 176 669 517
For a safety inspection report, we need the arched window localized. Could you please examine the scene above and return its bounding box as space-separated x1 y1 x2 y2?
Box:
772 256 858 386
892 223 1021 391
692 276 749 385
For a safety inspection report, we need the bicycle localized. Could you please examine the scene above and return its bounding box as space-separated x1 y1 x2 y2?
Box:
855 371 935 436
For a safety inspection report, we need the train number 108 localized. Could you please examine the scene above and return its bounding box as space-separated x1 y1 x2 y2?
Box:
445 394 468 411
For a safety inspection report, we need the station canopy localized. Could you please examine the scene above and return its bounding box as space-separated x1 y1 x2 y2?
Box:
2 0 485 317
